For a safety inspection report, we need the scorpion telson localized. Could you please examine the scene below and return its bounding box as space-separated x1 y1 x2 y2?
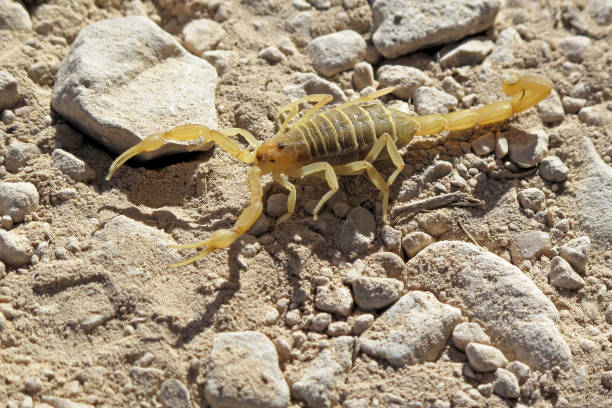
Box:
107 73 553 266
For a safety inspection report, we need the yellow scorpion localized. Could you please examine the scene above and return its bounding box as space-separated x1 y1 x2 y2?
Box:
107 73 552 266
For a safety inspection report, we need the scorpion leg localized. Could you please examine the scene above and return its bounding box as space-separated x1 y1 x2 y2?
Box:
168 166 264 266
334 133 403 223
337 86 398 109
272 172 297 224
292 162 339 219
106 124 256 180
275 94 333 135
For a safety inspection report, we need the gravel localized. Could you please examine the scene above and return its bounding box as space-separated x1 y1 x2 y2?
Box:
0 182 39 223
306 30 366 77
351 277 403 311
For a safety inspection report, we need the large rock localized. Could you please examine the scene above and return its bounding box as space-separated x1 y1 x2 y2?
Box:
406 241 572 370
372 0 500 58
52 16 218 161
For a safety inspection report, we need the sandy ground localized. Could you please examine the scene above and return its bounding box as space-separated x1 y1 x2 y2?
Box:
0 0 611 407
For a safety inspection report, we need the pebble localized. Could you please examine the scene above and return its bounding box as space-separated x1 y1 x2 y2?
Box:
292 336 353 407
368 251 405 279
266 193 288 218
293 0 310 10
306 30 366 77
338 207 376 257
602 371 612 389
561 96 586 114
41 396 94 408
495 137 509 159
5 141 40 173
507 361 530 383
377 65 432 99
477 383 493 397
159 379 191 408
0 230 32 266
203 50 233 76
327 321 351 337
0 0 32 31
1 215 13 230
1 109 15 124
352 313 374 334
290 72 347 103
578 104 611 127
52 149 96 183
537 90 565 124
471 134 495 156
359 291 462 366
493 368 520 398
407 241 572 370
539 156 569 182
0 70 20 110
416 212 452 236
183 18 225 55
402 231 435 258
576 137 612 245
509 231 551 263
287 11 312 38
549 256 585 290
0 182 39 223
517 188 546 212
507 128 549 168
212 2 231 22
52 17 218 161
277 37 297 55
558 35 591 62
439 38 494 68
422 160 453 184
486 27 523 66
24 378 42 393
352 277 403 311
205 331 290 408
352 61 374 91
20 396 33 408
129 366 164 396
586 0 612 25
414 87 458 115
605 303 612 324
452 322 491 351
558 236 591 272
309 312 332 332
258 46 285 64
466 343 508 372
308 0 331 9
315 284 353 316
285 309 301 327
371 0 500 58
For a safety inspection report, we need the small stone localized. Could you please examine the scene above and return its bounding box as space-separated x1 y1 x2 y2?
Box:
285 309 301 327
258 46 285 64
0 71 20 110
561 96 586 114
290 72 347 103
0 0 32 31
310 312 332 332
549 256 585 290
0 215 12 230
277 37 296 55
472 134 495 156
539 156 569 182
352 277 403 310
327 321 351 337
602 371 612 389
41 396 94 408
537 90 565 124
159 379 190 408
586 0 612 25
414 87 458 115
368 251 405 279
439 38 494 68
402 231 435 258
308 0 331 9
578 104 612 127
477 383 493 397
466 343 508 372
452 322 490 351
1 109 15 124
5 141 40 173
183 18 225 55
378 65 433 99
20 396 33 408
213 2 231 22
517 188 546 212
558 35 591 62
352 314 374 334
203 50 233 76
507 361 530 383
509 231 551 263
315 285 353 316
558 236 591 272
0 182 39 223
287 11 312 38
507 128 549 168
266 193 288 218
306 30 366 77
422 161 453 184
338 207 376 257
352 62 374 91
24 378 42 394
493 368 520 398
605 303 612 324
0 230 32 266
293 0 310 10
52 149 96 182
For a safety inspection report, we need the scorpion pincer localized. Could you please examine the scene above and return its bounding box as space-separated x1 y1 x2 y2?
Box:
106 73 553 266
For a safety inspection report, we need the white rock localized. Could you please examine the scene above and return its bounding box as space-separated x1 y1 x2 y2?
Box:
352 62 374 91
407 241 572 370
327 321 351 337
0 230 32 266
558 236 591 272
159 379 191 408
493 368 520 398
309 312 332 332
306 30 366 77
466 343 508 372
0 70 20 110
52 149 96 182
5 141 40 173
205 331 290 408
42 396 94 408
0 182 39 223
486 27 523 66
558 35 591 62
0 0 32 31
377 65 432 99
562 96 586 114
315 285 353 316
203 50 233 75
371 0 500 58
586 0 612 25
352 314 374 334
517 188 545 212
452 322 490 351
287 11 312 38
414 87 458 115
507 361 530 383
308 0 331 9
537 90 565 124
549 256 585 290
359 291 462 366
507 128 549 168
539 156 569 182
258 46 285 64
52 17 218 161
352 277 403 311
338 207 376 257
292 336 353 408
578 104 612 127
439 38 494 68
509 231 551 263
183 19 225 55
291 72 347 103
471 134 495 156
605 303 612 324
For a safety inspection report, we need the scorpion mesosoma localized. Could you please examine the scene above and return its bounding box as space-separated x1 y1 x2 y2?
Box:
107 73 552 266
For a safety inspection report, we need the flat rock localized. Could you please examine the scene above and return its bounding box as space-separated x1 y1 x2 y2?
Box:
352 277 403 311
577 138 612 246
338 207 376 257
507 128 549 168
0 182 39 223
549 256 585 290
52 149 96 183
439 38 494 68
372 0 500 58
0 0 32 31
509 231 551 263
306 30 366 77
205 331 290 408
0 230 32 266
359 291 462 366
52 16 218 161
406 241 572 370
377 65 432 99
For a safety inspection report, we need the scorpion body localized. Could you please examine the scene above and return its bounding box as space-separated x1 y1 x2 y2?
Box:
107 73 553 266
